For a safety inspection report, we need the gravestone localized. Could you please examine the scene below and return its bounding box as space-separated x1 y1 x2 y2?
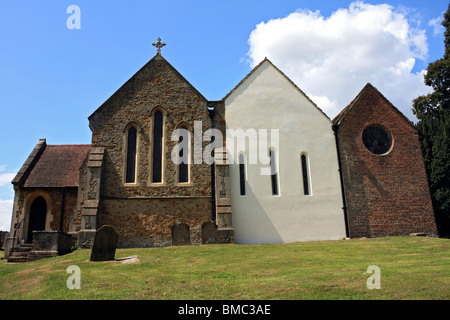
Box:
90 225 118 261
172 222 190 246
1 231 9 249
201 222 218 244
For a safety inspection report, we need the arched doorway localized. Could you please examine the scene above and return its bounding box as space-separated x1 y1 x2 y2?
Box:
27 196 47 243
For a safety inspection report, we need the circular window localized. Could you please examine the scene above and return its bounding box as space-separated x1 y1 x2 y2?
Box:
362 125 392 155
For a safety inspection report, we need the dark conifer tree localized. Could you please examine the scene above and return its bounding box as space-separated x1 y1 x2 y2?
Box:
413 5 450 237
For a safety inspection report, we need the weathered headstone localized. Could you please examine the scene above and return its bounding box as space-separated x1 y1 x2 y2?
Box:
171 222 190 246
90 225 118 261
1 231 10 249
201 221 218 244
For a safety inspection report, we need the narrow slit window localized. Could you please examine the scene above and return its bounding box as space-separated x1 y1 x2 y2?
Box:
125 126 137 183
152 110 163 183
301 154 310 195
270 150 279 196
239 154 246 196
178 126 189 183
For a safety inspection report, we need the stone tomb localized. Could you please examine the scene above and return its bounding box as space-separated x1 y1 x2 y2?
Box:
90 225 119 261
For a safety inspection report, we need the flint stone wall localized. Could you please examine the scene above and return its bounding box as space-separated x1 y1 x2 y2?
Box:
85 54 218 247
99 197 211 247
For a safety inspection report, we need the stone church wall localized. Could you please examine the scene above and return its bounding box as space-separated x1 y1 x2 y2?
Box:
86 55 216 246
71 155 89 233
89 55 212 199
12 187 79 241
98 197 211 247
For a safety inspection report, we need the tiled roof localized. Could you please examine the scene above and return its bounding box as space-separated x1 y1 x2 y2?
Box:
22 144 91 188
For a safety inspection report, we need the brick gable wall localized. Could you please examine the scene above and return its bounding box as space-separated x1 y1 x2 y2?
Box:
335 84 438 237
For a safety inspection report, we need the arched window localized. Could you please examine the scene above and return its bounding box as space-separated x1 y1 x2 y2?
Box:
239 153 246 196
125 126 137 183
270 149 279 196
301 153 310 195
178 125 189 183
152 110 163 183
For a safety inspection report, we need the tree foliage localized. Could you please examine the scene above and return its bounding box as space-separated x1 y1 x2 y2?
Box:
413 5 450 237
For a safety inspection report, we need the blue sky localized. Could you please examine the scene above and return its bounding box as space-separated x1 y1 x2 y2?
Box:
0 0 448 230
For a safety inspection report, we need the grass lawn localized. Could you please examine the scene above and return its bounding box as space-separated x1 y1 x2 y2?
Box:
0 236 448 300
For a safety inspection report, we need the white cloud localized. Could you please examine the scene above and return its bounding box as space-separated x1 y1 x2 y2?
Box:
247 1 431 120
429 15 445 37
0 165 16 231
0 164 16 187
0 173 15 187
0 199 13 231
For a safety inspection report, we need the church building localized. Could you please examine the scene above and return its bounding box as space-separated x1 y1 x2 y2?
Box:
5 39 438 260
332 83 437 238
224 58 347 244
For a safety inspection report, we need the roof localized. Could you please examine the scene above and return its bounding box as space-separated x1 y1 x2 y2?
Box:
222 58 330 120
88 53 207 125
22 144 91 188
333 83 418 131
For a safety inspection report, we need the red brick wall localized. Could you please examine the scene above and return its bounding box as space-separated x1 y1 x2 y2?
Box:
336 84 437 238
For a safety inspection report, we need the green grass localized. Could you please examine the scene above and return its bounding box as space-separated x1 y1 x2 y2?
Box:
0 236 449 300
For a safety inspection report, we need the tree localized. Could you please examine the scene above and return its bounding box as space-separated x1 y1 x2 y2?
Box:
413 4 450 237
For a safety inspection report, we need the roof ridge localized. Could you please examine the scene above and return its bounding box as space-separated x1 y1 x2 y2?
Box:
88 53 207 123
365 83 419 132
12 139 47 186
333 83 420 133
222 58 268 101
263 58 330 120
332 83 371 125
222 57 330 120
21 141 91 188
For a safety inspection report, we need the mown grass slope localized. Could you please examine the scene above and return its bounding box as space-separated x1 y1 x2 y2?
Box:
0 236 448 300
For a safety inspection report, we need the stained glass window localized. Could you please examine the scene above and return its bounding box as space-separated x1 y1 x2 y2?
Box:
153 111 163 183
270 150 278 196
239 154 246 196
362 125 392 155
178 126 189 183
301 154 310 195
125 126 137 183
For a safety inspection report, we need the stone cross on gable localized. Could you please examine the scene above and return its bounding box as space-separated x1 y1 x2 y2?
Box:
152 37 166 54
